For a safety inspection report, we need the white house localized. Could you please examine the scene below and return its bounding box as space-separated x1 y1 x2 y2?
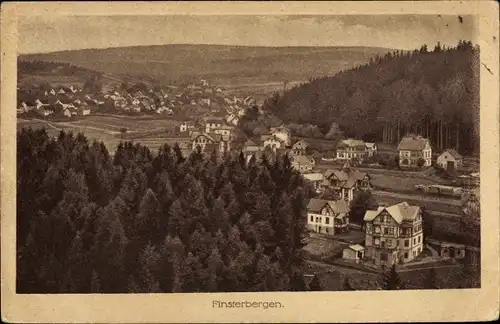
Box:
306 198 350 236
269 125 291 146
365 143 378 157
397 135 432 167
261 135 282 151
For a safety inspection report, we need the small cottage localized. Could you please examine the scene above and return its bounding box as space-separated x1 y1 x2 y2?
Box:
342 245 366 263
436 149 463 171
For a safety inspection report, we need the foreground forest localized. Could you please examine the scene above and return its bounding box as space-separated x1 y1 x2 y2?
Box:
17 128 314 293
263 41 480 155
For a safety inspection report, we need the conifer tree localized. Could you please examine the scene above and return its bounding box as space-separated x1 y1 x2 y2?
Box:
381 264 404 290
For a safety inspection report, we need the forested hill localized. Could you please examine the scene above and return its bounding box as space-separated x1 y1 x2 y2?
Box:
17 128 313 293
263 41 480 155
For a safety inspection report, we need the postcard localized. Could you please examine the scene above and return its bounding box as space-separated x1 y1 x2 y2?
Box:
1 1 499 323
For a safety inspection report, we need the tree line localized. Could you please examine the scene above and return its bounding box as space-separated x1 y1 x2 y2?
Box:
17 127 317 293
263 41 480 155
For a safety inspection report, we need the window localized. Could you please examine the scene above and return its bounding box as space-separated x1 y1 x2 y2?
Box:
404 252 409 258
381 241 386 247
310 216 313 222
374 226 381 234
413 238 416 244
325 228 329 234
380 253 388 261
418 236 421 243
374 238 380 245
325 217 330 225
386 240 392 247
384 228 389 235
388 227 395 235
404 240 409 247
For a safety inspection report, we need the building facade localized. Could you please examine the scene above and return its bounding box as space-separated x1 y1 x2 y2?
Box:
363 202 424 266
322 168 371 203
397 135 432 167
336 139 367 161
306 198 349 236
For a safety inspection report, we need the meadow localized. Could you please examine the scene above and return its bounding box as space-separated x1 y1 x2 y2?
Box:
17 115 181 154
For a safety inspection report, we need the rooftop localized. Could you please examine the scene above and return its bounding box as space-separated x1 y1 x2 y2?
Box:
397 135 430 151
363 201 420 223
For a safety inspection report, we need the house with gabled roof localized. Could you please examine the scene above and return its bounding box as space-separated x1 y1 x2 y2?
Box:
191 131 230 155
397 135 432 167
269 125 291 146
437 149 463 171
365 142 378 157
363 201 424 265
261 134 283 152
322 165 371 202
306 198 350 236
291 155 316 173
336 139 367 161
292 139 309 156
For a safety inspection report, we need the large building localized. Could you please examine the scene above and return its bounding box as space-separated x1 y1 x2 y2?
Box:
306 198 350 236
336 139 367 161
363 202 424 266
191 131 231 155
321 167 371 202
397 135 432 167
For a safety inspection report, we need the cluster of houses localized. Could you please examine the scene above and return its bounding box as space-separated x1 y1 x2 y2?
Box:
306 180 425 267
163 117 236 157
336 134 465 172
17 79 253 123
17 85 93 118
241 125 321 172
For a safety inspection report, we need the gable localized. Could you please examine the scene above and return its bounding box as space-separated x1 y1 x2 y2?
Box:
373 210 397 224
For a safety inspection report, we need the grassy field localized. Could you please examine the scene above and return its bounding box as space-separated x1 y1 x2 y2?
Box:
17 116 182 154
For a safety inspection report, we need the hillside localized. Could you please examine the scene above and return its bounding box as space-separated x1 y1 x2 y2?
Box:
263 41 480 155
19 44 393 87
17 59 153 92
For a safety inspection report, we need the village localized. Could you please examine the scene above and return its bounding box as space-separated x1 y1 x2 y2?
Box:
16 78 252 126
17 77 481 290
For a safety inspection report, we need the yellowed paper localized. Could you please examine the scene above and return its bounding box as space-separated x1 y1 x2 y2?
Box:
2 1 499 323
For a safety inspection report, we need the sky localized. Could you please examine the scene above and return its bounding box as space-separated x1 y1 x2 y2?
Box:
18 15 477 54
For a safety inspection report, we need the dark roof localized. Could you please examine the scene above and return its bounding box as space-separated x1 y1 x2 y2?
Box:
443 149 463 160
397 135 430 151
324 169 369 188
307 199 329 213
307 198 349 214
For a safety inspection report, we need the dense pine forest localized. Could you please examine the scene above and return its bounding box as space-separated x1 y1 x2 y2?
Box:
17 128 314 293
263 41 480 155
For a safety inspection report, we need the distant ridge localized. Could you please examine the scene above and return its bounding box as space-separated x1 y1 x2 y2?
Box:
19 44 396 86
19 43 396 55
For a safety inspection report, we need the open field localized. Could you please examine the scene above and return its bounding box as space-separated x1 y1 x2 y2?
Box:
17 116 182 153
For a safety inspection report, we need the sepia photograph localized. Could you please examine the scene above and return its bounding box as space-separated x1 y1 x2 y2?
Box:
1 1 499 323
